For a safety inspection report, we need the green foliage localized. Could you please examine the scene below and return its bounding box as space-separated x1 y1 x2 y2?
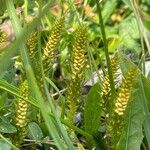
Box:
28 122 43 142
0 0 150 149
84 83 102 147
116 82 144 150
0 140 11 150
0 117 17 134
139 76 150 149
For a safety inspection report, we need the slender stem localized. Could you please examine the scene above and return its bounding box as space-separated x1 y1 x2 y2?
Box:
24 0 28 16
95 0 115 95
61 119 93 140
130 0 146 74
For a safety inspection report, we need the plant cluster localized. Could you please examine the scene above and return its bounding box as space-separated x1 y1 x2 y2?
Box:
0 0 150 150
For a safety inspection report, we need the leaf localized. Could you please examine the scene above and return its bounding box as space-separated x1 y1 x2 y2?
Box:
0 92 7 109
116 52 147 149
119 17 141 55
0 116 17 133
28 122 43 142
140 76 150 149
102 0 117 24
116 79 144 150
84 83 102 147
84 83 101 134
0 80 39 108
0 140 11 150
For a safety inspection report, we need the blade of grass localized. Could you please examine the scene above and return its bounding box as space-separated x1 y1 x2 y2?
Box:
0 80 39 108
45 77 64 98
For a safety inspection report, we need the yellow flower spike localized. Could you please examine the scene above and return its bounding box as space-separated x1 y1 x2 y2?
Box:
71 25 88 75
0 31 7 43
42 17 64 74
115 68 137 116
15 81 28 128
101 54 119 97
67 25 88 124
26 32 46 97
14 80 29 147
27 32 38 57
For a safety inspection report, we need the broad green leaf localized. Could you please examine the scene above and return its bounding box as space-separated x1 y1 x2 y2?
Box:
28 122 43 141
116 79 144 150
84 83 102 147
0 140 11 150
0 116 17 133
117 52 149 149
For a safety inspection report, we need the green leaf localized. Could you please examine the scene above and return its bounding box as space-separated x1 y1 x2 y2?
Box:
0 116 17 133
0 80 39 108
28 122 43 142
116 79 144 150
116 52 147 149
0 92 7 109
84 83 102 147
140 76 150 149
0 140 11 150
102 0 117 24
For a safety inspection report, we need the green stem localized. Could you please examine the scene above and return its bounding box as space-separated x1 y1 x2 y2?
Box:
130 0 146 74
61 119 93 140
24 0 28 16
95 0 115 97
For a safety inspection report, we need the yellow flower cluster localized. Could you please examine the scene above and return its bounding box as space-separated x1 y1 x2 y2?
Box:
101 54 119 97
115 68 137 115
67 25 88 122
15 81 28 128
14 81 29 147
42 17 64 73
71 25 88 78
27 32 37 57
0 31 7 43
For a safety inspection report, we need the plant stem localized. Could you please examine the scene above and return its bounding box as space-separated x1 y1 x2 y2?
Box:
96 0 115 97
61 119 93 140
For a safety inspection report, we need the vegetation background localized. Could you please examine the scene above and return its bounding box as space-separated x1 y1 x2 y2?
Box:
0 0 150 149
